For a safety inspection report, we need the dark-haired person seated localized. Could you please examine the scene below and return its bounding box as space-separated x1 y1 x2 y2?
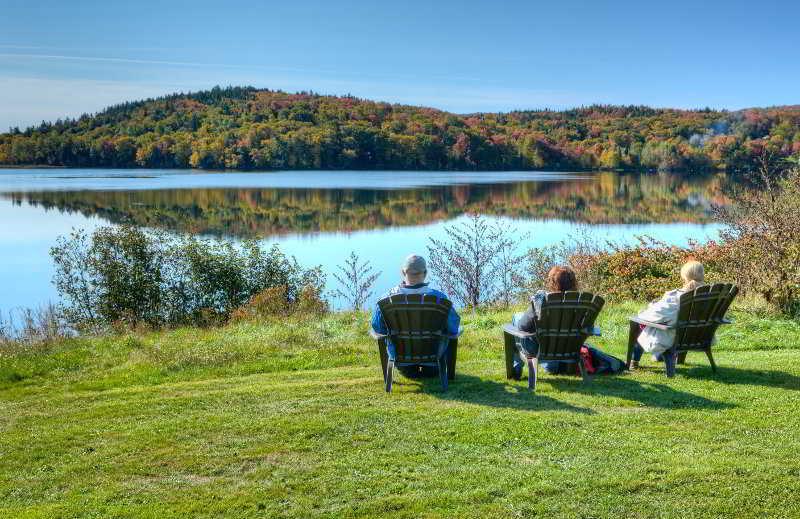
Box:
371 254 460 377
509 265 579 378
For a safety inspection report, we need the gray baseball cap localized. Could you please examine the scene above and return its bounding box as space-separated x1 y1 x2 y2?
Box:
402 254 427 275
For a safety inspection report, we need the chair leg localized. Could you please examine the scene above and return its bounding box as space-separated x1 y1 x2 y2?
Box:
439 357 448 391
664 349 677 378
377 339 388 383
504 332 517 379
578 358 592 384
677 351 687 365
385 359 394 392
447 339 457 381
705 348 717 373
626 321 640 370
527 356 538 392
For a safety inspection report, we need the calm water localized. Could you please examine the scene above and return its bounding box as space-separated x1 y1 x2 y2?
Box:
0 168 732 314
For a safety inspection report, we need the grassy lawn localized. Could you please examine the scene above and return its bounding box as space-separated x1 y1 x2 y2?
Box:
1 302 800 518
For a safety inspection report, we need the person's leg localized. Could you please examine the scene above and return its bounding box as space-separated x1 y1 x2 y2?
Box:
419 365 438 377
541 361 571 374
510 312 528 378
630 343 644 369
398 365 422 377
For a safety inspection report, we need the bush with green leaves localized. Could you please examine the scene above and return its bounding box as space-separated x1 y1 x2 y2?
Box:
713 159 800 316
51 226 324 329
524 234 728 303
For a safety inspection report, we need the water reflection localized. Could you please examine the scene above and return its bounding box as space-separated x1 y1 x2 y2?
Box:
2 171 733 238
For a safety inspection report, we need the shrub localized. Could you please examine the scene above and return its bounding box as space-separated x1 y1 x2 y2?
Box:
330 251 381 311
522 228 602 295
714 160 800 315
52 227 163 329
427 214 527 307
51 226 325 329
525 235 728 303
231 284 329 322
0 304 69 347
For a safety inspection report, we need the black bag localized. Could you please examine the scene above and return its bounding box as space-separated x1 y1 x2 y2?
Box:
586 346 625 375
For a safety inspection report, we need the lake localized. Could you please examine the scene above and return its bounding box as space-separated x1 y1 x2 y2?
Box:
0 168 731 315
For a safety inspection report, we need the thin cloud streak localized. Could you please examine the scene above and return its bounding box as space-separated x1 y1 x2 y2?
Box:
0 51 497 85
0 52 254 69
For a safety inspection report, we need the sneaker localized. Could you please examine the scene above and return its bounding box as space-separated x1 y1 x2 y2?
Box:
630 360 639 370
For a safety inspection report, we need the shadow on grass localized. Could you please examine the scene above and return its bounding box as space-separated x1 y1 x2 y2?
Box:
546 375 734 410
418 373 594 414
401 371 733 412
679 365 800 390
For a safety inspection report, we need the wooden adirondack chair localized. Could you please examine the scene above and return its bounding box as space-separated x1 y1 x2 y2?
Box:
626 283 738 377
369 293 460 392
503 291 605 392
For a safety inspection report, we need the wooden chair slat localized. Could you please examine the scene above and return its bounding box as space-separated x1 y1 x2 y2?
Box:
371 293 456 392
627 283 738 377
507 290 605 391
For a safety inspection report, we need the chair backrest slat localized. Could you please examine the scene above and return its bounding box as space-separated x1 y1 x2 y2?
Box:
534 291 605 360
377 294 452 363
674 283 738 351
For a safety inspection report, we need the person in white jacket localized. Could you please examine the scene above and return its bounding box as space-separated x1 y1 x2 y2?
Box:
630 261 705 369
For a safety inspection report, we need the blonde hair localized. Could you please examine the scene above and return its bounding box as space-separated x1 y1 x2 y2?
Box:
680 261 705 291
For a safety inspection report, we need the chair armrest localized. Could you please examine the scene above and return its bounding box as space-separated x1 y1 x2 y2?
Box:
448 327 463 339
369 329 388 340
629 316 674 331
720 318 733 325
584 326 601 337
502 323 536 339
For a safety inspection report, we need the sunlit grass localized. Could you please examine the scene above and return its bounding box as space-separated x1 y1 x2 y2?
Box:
1 301 799 518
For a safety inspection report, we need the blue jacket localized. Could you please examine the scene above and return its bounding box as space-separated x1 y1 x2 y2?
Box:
371 283 461 336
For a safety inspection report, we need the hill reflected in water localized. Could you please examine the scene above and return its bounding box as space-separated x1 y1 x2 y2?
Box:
3 171 734 238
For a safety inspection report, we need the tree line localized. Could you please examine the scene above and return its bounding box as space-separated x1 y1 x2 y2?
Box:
1 86 799 173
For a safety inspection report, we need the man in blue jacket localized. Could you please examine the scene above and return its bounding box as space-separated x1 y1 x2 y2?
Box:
371 254 460 377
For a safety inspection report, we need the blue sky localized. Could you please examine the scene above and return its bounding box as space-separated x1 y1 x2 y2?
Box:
1 0 798 130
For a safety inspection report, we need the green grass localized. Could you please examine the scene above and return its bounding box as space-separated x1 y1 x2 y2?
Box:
1 302 800 518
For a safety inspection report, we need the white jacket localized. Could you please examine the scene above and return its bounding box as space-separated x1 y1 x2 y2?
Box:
636 288 686 355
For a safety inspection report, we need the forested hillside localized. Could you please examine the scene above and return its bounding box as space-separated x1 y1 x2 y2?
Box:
2 86 799 172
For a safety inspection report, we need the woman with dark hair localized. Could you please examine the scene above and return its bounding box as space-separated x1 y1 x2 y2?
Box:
515 266 578 332
509 265 578 378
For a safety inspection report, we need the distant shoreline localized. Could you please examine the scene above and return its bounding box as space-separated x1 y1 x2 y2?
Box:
0 164 66 169
0 164 727 176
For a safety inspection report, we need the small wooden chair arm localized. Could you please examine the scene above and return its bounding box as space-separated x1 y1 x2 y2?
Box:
370 328 461 340
585 326 602 337
448 327 464 339
504 323 600 338
628 316 674 331
502 323 536 339
368 329 389 340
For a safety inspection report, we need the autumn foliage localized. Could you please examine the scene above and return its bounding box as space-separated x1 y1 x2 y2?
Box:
2 86 799 174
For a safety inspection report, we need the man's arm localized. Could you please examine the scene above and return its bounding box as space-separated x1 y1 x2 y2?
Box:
371 304 388 334
447 307 461 336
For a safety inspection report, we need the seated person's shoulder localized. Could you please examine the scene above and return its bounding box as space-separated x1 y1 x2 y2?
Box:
428 287 453 302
